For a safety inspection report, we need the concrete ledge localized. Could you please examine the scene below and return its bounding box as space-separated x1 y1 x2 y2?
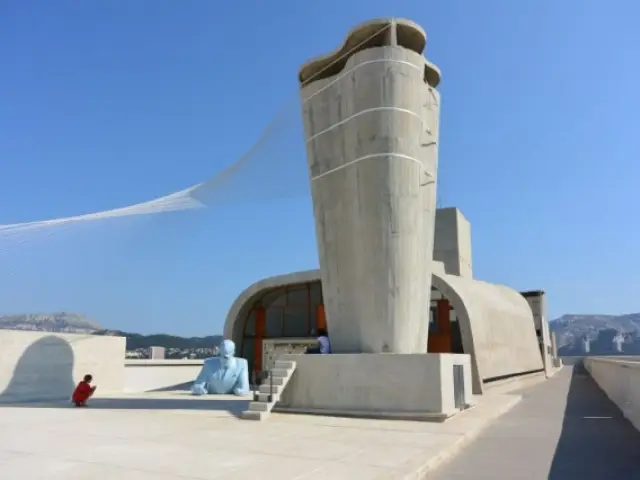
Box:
125 360 204 367
273 405 454 422
584 356 640 431
278 353 474 418
124 360 203 393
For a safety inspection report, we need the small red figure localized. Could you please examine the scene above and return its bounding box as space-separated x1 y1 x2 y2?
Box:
71 374 97 407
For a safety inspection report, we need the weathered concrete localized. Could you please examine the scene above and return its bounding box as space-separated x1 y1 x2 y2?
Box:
433 366 640 479
434 207 473 278
522 290 554 377
299 18 440 354
434 272 544 393
276 353 474 419
224 267 544 395
0 330 125 403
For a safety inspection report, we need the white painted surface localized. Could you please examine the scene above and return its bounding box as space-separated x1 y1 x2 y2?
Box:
0 330 125 402
0 388 520 479
584 356 640 431
277 353 473 417
124 360 203 393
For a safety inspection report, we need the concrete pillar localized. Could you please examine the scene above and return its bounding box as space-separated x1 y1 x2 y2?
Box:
298 19 441 353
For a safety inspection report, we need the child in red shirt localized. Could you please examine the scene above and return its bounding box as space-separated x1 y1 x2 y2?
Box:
72 374 97 407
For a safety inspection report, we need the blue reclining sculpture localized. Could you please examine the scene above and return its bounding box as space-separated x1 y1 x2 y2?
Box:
190 339 250 396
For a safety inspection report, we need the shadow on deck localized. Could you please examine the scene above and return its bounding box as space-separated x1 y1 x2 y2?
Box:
548 363 640 478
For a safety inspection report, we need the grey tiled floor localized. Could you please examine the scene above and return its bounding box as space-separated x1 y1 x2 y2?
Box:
433 365 640 479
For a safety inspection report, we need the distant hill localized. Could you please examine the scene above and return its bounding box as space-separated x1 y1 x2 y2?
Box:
0 312 221 351
94 329 222 350
0 312 102 334
550 313 640 355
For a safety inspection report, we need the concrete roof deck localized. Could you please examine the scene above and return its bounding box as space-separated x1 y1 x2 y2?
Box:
0 389 518 479
1 367 639 479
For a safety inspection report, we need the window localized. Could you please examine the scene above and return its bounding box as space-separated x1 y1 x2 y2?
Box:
309 281 323 307
282 309 310 337
244 309 256 335
261 289 286 308
287 286 308 307
265 308 283 337
429 307 439 333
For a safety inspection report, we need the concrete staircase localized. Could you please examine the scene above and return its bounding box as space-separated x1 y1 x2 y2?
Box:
241 359 297 421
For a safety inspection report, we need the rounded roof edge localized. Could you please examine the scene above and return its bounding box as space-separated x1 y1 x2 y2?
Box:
298 18 428 85
222 269 321 339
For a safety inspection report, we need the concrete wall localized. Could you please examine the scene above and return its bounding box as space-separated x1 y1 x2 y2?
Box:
522 292 554 377
225 267 545 395
434 207 473 279
277 353 473 419
300 19 439 354
584 357 640 431
124 360 203 393
434 273 544 393
0 330 125 403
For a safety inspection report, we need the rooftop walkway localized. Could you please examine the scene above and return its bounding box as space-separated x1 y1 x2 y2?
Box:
433 364 640 479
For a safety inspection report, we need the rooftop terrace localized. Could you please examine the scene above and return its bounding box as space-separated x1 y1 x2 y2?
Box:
1 363 640 479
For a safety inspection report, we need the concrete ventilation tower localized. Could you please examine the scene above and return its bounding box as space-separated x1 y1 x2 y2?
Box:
298 19 441 354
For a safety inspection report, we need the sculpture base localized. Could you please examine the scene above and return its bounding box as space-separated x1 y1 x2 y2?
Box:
274 353 474 421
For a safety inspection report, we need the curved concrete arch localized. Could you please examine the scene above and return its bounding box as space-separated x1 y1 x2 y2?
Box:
223 270 321 346
298 18 440 87
223 267 543 394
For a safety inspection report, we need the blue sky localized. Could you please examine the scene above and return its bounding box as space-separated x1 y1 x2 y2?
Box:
1 1 638 336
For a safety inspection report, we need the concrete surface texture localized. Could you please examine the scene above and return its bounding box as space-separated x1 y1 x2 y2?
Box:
0 388 520 479
433 365 640 479
522 291 555 377
224 266 545 395
434 207 473 279
584 356 640 431
0 330 125 403
299 18 440 354
123 360 203 393
434 272 544 393
276 353 473 418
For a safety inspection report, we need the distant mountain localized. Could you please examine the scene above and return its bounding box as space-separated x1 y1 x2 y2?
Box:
0 313 221 350
0 312 102 333
550 313 640 355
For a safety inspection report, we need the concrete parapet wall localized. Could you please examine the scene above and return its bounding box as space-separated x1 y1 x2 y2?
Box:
0 330 125 403
124 360 203 393
276 353 473 419
584 356 640 431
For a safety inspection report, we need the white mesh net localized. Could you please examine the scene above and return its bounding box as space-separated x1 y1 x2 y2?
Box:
0 24 395 342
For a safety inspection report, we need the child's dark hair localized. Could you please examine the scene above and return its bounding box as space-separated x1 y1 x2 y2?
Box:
83 374 93 382
317 328 328 337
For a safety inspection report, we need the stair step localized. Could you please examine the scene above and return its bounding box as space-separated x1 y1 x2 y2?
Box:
256 392 279 403
269 368 293 378
258 384 283 395
259 376 286 387
241 410 270 421
248 401 271 412
274 360 297 370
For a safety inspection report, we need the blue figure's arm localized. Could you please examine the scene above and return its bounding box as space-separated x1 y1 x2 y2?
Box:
191 359 213 396
232 359 250 396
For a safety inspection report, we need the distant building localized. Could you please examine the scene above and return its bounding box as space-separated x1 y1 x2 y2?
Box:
149 346 165 360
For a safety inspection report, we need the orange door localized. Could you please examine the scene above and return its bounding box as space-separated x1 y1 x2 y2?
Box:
427 299 453 353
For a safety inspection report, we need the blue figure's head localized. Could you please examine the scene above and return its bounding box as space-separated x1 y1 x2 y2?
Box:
219 339 236 359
